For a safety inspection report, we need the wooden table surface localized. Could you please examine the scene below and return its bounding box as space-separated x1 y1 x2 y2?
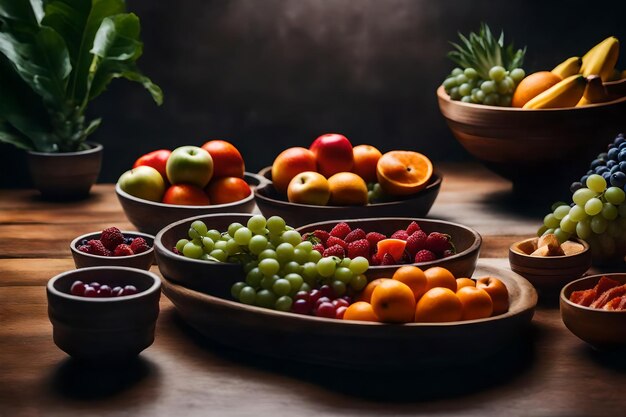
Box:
2 163 626 417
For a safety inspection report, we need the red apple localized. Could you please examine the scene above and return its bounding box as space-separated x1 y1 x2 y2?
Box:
271 147 317 195
206 177 251 204
309 133 354 177
287 171 330 205
132 149 171 180
201 140 245 179
162 184 210 206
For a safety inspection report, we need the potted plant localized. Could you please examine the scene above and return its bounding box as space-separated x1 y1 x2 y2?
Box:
0 0 162 199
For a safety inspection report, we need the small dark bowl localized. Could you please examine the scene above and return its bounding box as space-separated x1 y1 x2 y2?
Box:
297 217 481 279
254 166 442 228
47 266 161 361
116 173 261 235
155 213 253 298
561 273 626 350
70 231 155 270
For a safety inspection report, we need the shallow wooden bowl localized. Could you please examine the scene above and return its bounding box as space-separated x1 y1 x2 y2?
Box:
437 85 626 187
154 213 254 298
509 237 591 293
560 273 626 349
70 231 155 270
116 173 261 235
162 262 536 370
254 166 442 228
297 217 481 279
47 266 161 361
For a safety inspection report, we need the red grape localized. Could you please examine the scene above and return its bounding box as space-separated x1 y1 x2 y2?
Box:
291 299 311 315
335 306 347 319
70 281 85 296
316 302 336 318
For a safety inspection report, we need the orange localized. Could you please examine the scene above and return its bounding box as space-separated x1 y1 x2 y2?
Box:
424 266 457 292
371 279 416 323
201 140 245 178
414 287 463 323
343 301 379 322
511 71 562 108
352 144 382 183
358 278 390 303
327 172 368 205
456 286 493 320
475 276 509 316
392 265 427 301
376 239 407 262
456 277 476 291
376 151 433 196
206 177 251 205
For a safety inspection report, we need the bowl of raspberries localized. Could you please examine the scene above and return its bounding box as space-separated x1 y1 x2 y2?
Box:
70 227 155 270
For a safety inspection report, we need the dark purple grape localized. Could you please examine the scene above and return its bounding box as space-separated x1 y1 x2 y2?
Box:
602 172 611 182
595 166 609 175
590 159 604 169
309 289 321 304
615 134 625 146
581 175 589 184
319 284 335 299
607 160 617 168
598 152 608 161
610 165 620 174
123 285 137 295
112 286 124 297
619 142 626 151
89 282 101 291
83 286 97 297
619 150 626 162
315 296 331 309
70 281 85 296
294 291 309 302
610 172 626 188
291 299 311 315
620 162 626 172
608 148 619 161
97 285 112 297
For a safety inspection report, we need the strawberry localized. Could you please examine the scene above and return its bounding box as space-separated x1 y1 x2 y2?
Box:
313 230 330 244
390 230 409 240
329 222 351 239
347 239 370 259
313 243 325 254
381 253 396 265
326 236 348 250
323 244 345 258
114 244 134 256
406 221 421 235
99 227 125 251
130 237 150 254
414 249 436 263
366 232 386 251
425 232 454 256
77 245 91 253
344 228 366 243
405 230 427 256
87 239 111 256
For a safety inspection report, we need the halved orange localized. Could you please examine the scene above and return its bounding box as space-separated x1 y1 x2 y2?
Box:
376 151 433 196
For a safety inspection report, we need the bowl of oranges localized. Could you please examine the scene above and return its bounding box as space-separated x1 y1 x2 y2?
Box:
254 134 442 228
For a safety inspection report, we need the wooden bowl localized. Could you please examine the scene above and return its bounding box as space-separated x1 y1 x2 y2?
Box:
161 262 536 370
116 173 261 235
254 166 442 228
154 213 254 298
560 273 626 349
70 231 155 270
509 237 592 293
437 85 626 188
47 266 161 361
297 217 481 279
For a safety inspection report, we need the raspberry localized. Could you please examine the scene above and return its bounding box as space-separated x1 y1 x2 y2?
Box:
381 253 396 265
370 253 381 266
347 239 370 259
329 222 351 239
100 227 125 251
323 244 345 258
313 243 325 253
425 232 454 256
130 237 150 254
414 249 436 263
406 230 427 256
390 230 409 240
77 245 91 253
326 236 348 250
113 244 134 256
172 247 181 255
344 228 366 243
87 239 111 256
313 230 330 245
406 221 421 235
366 232 386 251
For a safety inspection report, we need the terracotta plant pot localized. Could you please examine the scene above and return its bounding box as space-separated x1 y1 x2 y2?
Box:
26 142 103 200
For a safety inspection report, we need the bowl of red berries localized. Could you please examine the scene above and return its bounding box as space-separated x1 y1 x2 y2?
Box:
46 266 161 361
70 227 155 270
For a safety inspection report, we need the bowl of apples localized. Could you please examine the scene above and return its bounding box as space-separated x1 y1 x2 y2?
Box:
254 133 442 228
116 140 260 235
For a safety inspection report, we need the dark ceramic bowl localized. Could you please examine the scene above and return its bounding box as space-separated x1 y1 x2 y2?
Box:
70 231 155 270
47 266 161 361
254 166 442 228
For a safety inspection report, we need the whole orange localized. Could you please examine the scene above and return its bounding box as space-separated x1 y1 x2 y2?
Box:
327 172 368 205
358 278 390 303
343 301 379 322
371 279 416 323
414 287 463 323
352 144 382 183
456 286 493 320
511 71 562 108
376 151 433 196
162 184 210 206
424 266 457 292
201 140 245 178
206 177 251 205
392 265 427 301
456 277 476 291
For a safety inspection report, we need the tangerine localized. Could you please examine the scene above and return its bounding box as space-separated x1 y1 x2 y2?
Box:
352 144 382 183
456 286 493 320
343 301 379 322
456 277 476 290
392 265 427 301
376 151 433 196
511 71 562 108
424 266 457 292
327 172 368 206
414 287 463 323
358 278 390 303
371 279 416 323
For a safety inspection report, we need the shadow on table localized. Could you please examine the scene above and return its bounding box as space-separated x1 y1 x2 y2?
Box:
584 346 626 373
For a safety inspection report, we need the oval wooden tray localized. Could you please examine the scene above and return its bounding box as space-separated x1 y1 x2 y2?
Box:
162 262 537 370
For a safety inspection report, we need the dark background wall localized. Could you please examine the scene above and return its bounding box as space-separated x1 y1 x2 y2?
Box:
1 0 625 187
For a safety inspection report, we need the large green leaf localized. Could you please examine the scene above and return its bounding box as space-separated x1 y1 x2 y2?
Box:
0 120 34 151
0 0 39 25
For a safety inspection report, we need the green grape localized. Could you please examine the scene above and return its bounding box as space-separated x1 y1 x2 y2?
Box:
317 257 336 277
349 256 369 275
302 262 318 281
200 237 214 252
489 66 506 82
258 249 277 260
308 249 322 263
554 228 570 244
496 79 512 94
206 229 221 241
451 68 463 76
281 230 302 246
238 286 256 305
256 289 277 309
331 280 347 297
510 68 525 83
554 205 570 220
459 83 472 96
209 249 228 262
275 296 293 312
176 239 189 253
340 257 352 268
568 205 587 222
334 267 353 284
258 258 280 277
464 67 478 79
275 242 294 263
602 203 618 220
537 225 548 236
498 94 512 107
183 242 204 259
283 261 301 274
231 282 246 299
188 227 202 240
272 278 291 296
449 87 461 100
560 215 576 233
247 215 267 234
226 222 242 238
543 213 560 228
248 235 268 255
576 219 591 239
480 80 496 94
296 241 313 252
573 188 596 206
260 275 278 290
483 93 499 106
586 174 607 193
266 216 286 235
585 198 603 216
443 77 457 91
472 89 486 103
284 273 303 293
605 187 626 205
350 274 368 291
591 215 608 234
246 267 264 288
542 228 555 236
293 248 309 264
551 201 569 211
243 260 258 273
455 74 468 85
191 220 208 236
225 239 240 255
234 227 252 246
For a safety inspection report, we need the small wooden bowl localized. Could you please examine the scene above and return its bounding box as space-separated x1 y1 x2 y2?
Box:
116 173 261 235
509 237 591 293
297 217 481 279
561 273 626 349
437 85 626 188
47 266 161 361
154 213 254 298
254 166 442 228
70 231 155 270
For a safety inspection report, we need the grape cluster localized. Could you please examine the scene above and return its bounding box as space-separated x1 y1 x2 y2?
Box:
367 182 384 204
175 215 369 312
442 66 525 106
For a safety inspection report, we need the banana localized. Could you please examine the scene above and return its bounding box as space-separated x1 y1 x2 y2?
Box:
607 68 622 82
577 75 610 106
523 75 587 109
551 56 582 78
580 36 620 82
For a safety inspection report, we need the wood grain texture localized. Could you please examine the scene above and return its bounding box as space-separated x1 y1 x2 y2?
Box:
2 163 626 417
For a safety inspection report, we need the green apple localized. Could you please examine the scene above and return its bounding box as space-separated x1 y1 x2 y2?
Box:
166 146 213 187
118 165 166 202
